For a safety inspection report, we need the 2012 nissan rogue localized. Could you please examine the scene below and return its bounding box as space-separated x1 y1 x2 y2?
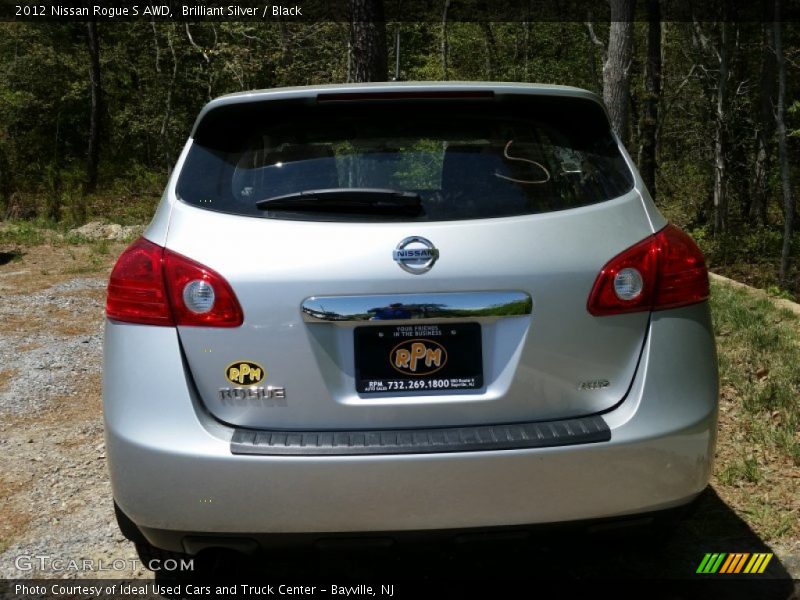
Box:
103 82 718 565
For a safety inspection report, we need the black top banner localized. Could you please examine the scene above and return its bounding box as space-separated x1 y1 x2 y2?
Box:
1 0 799 22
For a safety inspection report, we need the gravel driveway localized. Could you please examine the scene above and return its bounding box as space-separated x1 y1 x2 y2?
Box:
0 245 150 579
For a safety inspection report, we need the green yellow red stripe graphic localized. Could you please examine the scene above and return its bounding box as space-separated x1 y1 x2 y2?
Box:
696 553 773 574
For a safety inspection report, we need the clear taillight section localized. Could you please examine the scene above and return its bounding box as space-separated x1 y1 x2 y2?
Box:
182 280 216 314
106 237 243 327
588 224 709 316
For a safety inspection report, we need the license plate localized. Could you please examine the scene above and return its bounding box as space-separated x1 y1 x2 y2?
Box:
354 323 483 394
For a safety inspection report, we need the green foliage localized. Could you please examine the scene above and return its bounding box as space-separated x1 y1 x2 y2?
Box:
719 457 762 485
391 140 444 190
0 221 44 245
693 224 800 298
711 280 800 463
788 100 800 137
765 285 795 300
0 20 797 294
693 225 787 264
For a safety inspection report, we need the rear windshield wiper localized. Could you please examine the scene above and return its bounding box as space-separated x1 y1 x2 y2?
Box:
255 188 422 216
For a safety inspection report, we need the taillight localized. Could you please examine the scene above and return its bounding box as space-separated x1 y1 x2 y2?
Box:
106 237 243 327
106 238 172 326
651 225 711 310
163 248 243 327
587 225 709 316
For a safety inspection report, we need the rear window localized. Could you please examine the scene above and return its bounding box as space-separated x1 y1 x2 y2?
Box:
177 95 634 222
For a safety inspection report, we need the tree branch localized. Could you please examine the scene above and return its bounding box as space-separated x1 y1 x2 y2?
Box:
584 20 607 65
185 23 210 63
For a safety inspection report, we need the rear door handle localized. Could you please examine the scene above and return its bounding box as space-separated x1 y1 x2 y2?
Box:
301 291 532 323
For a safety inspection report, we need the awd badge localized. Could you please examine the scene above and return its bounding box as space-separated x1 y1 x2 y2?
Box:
225 361 265 385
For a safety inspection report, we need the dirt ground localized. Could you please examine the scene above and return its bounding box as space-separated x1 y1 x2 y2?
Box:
0 243 149 579
0 243 798 593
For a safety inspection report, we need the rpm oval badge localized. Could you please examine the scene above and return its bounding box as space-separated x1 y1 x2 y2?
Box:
390 339 448 376
225 361 266 385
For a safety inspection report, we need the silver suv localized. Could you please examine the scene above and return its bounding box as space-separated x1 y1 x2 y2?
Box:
104 83 718 564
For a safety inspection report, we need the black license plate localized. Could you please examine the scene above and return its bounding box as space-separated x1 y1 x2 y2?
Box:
354 323 483 394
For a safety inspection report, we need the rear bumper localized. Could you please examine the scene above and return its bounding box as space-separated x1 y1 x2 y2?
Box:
104 304 718 552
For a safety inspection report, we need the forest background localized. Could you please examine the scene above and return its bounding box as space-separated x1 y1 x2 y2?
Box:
0 1 798 296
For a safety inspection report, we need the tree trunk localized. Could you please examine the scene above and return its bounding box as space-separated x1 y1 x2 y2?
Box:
393 25 400 80
475 1 496 80
638 0 661 199
278 18 294 75
523 20 530 81
44 110 62 222
479 22 497 80
712 21 730 234
440 0 450 80
750 19 776 225
603 0 634 144
0 141 10 211
161 24 178 176
346 38 353 82
585 23 600 92
775 4 795 283
86 21 101 193
349 0 388 82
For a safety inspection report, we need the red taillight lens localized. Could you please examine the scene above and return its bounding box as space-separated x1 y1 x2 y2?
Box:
163 249 243 327
106 238 173 326
652 225 711 310
106 238 243 327
587 225 709 316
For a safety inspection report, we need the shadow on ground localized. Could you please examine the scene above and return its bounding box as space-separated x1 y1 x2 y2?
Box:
157 488 798 598
0 250 22 265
